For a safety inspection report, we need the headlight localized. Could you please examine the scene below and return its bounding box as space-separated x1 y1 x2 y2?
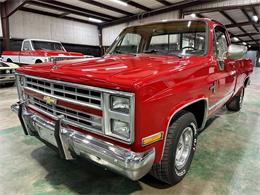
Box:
110 96 130 113
111 119 130 138
103 93 134 143
6 70 10 74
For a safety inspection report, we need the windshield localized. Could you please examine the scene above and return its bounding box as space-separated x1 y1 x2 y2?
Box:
32 41 65 51
107 20 208 56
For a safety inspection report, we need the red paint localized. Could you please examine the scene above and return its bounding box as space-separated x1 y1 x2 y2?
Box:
17 19 253 163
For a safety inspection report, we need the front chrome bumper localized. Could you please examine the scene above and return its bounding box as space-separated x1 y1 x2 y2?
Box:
11 102 155 180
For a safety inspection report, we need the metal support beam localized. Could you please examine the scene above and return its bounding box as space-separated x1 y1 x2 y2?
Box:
220 11 258 44
225 21 260 28
241 8 259 32
156 0 172 6
184 2 260 15
29 0 116 21
100 0 212 28
20 7 98 26
80 0 133 16
124 1 152 11
1 3 10 50
3 0 28 17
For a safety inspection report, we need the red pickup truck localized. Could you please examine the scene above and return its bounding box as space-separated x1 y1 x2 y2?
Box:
11 18 253 185
2 39 85 65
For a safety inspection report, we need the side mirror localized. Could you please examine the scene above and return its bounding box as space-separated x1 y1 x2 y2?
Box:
227 44 247 60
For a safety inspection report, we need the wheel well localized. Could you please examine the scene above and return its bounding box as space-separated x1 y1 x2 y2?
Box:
170 100 207 129
7 58 12 62
244 77 250 87
35 59 42 63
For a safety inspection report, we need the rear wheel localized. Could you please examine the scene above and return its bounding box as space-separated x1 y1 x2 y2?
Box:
150 110 198 185
7 58 12 62
226 87 244 111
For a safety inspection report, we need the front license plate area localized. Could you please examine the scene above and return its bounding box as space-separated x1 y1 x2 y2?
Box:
35 124 57 147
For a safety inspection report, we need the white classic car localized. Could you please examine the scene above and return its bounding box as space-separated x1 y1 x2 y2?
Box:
0 61 19 87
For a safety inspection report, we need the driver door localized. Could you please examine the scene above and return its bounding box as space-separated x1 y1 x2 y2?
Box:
209 26 236 111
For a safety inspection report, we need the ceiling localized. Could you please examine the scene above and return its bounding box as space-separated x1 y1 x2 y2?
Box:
7 0 260 47
184 4 260 47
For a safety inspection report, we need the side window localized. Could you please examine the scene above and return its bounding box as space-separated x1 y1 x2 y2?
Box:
213 27 228 70
23 41 32 51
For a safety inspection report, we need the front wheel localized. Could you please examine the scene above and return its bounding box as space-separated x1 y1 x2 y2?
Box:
226 87 244 111
150 110 198 185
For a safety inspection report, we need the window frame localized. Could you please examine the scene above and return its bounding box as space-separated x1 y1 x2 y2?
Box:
213 25 230 71
22 41 32 51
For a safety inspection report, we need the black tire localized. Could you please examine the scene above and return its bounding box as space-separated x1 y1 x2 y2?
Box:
7 59 12 62
226 87 244 111
150 110 198 185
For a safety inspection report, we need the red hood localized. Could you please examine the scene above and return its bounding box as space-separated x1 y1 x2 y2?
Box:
17 54 209 91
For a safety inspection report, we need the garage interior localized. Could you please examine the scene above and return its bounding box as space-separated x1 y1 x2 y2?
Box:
0 0 260 194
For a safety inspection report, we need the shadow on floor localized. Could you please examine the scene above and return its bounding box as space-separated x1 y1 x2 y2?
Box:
31 146 144 194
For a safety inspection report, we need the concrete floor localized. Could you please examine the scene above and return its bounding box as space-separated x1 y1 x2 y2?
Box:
1 69 260 195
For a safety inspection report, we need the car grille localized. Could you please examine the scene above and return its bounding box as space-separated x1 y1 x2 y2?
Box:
28 96 102 131
25 77 102 108
24 76 103 133
0 69 15 79
51 56 85 61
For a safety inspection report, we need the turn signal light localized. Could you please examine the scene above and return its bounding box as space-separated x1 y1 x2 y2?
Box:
142 132 164 146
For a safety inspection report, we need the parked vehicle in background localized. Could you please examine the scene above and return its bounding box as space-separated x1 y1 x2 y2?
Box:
11 19 253 185
2 39 85 65
0 60 19 87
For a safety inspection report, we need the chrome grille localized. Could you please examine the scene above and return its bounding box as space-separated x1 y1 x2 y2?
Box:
23 75 103 133
25 77 102 108
28 96 102 132
51 56 85 61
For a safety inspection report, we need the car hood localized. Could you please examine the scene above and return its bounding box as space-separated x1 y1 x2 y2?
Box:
17 54 209 91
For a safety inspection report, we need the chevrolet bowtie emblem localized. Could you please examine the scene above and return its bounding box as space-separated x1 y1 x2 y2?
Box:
43 96 57 105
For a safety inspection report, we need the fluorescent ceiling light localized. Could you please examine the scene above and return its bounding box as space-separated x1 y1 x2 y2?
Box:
233 37 239 42
242 42 247 45
162 19 168 22
252 15 258 22
190 13 196 18
110 0 128 6
88 17 103 23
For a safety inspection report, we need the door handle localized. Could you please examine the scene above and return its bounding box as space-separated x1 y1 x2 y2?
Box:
209 81 217 93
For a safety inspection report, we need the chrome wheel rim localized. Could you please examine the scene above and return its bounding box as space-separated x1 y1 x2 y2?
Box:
175 126 193 170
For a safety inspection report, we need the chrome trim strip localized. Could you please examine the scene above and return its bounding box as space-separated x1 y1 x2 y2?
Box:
209 91 233 111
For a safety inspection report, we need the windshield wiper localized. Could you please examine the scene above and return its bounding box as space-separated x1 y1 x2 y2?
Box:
143 50 182 58
143 49 159 54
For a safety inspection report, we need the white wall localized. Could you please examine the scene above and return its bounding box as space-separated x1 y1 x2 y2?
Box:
9 11 99 46
102 11 180 46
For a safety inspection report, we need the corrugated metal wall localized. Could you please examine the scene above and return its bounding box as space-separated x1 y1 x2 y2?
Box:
9 11 100 46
